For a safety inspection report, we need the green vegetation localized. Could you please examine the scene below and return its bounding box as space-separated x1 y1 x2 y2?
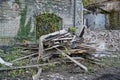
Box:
17 5 34 41
101 54 120 67
15 0 21 4
0 47 36 79
108 10 120 30
36 13 62 39
82 0 88 5
0 47 21 61
82 0 94 6
68 27 76 34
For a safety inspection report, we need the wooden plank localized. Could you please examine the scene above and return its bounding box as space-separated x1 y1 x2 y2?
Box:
55 48 88 71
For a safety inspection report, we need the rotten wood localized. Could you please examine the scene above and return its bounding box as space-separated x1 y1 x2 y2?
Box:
55 48 88 71
38 29 68 60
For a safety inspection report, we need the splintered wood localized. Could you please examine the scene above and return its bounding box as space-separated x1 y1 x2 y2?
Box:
38 29 69 60
38 29 97 71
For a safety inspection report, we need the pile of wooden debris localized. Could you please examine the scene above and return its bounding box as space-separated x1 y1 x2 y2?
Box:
1 29 118 80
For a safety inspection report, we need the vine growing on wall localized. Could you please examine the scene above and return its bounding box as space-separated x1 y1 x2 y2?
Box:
17 5 32 40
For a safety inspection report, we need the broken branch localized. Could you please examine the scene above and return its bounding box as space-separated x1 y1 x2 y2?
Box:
55 48 88 72
11 53 38 63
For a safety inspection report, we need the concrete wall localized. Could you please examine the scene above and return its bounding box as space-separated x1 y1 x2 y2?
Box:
0 0 83 37
84 13 107 30
35 0 74 29
0 0 83 45
0 0 20 38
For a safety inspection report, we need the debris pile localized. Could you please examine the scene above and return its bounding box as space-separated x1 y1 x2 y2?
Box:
0 29 119 80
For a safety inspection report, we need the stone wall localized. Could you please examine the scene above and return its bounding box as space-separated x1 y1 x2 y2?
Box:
0 0 20 38
35 0 74 29
35 0 83 36
0 0 83 45
0 0 83 37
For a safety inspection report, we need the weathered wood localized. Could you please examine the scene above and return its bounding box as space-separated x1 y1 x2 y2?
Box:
0 57 13 67
63 57 85 61
70 35 76 43
53 38 72 41
38 29 68 60
45 45 61 51
0 62 60 71
55 48 88 71
11 53 38 63
70 49 87 54
32 68 42 80
78 44 97 50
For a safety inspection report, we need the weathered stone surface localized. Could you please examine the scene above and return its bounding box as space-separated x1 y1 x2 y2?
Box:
83 29 120 51
0 0 83 37
0 0 20 38
36 0 74 29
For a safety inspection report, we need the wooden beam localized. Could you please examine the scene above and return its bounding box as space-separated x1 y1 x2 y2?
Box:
55 48 88 71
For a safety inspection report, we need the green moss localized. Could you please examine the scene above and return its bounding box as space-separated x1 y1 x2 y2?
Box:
68 27 76 34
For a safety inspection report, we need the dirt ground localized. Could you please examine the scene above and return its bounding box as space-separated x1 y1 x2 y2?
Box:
0 67 120 80
0 62 120 80
0 46 120 80
40 66 120 80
